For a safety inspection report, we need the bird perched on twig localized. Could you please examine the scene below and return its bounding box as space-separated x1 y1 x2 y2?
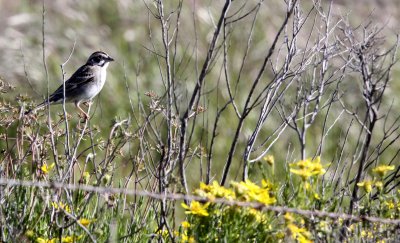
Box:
25 51 114 119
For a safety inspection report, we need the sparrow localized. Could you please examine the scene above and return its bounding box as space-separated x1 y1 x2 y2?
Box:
25 51 114 119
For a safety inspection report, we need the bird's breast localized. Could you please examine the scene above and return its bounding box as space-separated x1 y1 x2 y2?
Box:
79 66 108 101
99 65 108 88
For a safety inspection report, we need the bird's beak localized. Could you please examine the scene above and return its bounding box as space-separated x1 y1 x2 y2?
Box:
107 56 114 62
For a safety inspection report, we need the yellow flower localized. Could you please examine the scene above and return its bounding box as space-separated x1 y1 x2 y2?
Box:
254 188 277 205
287 223 313 243
293 159 310 169
41 163 55 175
156 229 169 237
51 201 71 213
298 235 313 243
61 236 81 243
78 218 93 227
290 169 313 181
361 230 373 239
384 200 395 210
181 232 195 243
261 179 274 190
313 193 321 200
210 181 235 199
195 181 235 200
195 183 213 199
181 201 210 217
284 212 295 223
241 180 260 192
290 157 327 181
181 221 191 228
231 180 276 205
36 238 56 243
357 180 373 193
372 165 395 177
361 230 367 237
263 155 274 166
61 236 72 243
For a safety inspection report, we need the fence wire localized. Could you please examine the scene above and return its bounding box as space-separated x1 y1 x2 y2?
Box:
1 178 399 225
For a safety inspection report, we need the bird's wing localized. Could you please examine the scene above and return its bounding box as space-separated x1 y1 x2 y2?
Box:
49 65 96 102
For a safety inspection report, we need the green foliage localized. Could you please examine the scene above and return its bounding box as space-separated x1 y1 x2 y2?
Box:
178 157 399 243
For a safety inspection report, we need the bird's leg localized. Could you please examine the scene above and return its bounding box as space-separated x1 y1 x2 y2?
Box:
75 101 90 120
83 100 93 107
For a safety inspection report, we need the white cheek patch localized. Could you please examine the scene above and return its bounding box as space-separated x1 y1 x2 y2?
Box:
98 59 106 66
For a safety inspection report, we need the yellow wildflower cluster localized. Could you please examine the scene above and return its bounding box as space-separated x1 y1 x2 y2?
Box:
180 179 278 242
51 201 71 213
35 235 82 243
384 200 395 210
361 230 373 239
230 179 276 205
36 238 55 243
178 221 195 242
356 164 396 194
357 180 384 193
285 213 313 243
195 181 236 201
185 180 276 218
287 223 313 243
290 157 327 181
155 226 195 243
180 231 195 243
193 179 276 206
61 235 83 243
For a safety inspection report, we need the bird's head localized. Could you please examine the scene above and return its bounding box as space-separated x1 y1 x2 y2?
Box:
87 51 114 67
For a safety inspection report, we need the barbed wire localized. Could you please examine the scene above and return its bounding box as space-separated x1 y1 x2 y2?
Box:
1 178 399 225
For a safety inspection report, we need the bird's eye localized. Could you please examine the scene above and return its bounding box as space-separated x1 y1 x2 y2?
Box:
93 57 100 63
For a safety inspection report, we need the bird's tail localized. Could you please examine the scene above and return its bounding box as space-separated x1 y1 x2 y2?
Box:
24 101 50 115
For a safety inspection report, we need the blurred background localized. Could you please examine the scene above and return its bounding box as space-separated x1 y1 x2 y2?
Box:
1 0 398 107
